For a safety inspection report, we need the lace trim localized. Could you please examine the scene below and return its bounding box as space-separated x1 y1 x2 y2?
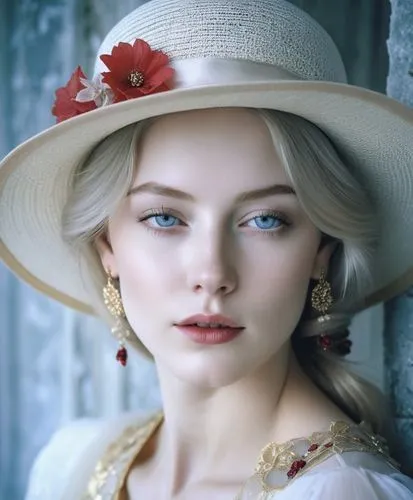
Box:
81 412 163 500
83 416 399 499
236 420 400 499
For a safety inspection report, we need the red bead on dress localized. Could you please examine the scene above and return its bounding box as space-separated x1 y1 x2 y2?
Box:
307 443 319 452
116 346 128 366
287 459 307 478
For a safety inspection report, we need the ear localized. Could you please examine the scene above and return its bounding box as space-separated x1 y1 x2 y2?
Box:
311 238 339 280
94 232 119 278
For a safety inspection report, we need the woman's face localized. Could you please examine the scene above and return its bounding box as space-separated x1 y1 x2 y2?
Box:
100 108 328 387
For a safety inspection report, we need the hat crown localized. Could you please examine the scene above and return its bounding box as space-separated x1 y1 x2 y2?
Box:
94 0 347 83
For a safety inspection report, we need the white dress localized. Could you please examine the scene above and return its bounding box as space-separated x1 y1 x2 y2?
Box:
25 412 413 500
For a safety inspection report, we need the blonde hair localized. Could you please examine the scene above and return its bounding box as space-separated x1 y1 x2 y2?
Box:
61 109 392 439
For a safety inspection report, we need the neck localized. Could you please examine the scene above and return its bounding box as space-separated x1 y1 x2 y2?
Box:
151 346 350 494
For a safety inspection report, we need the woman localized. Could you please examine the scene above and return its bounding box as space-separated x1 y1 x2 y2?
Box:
1 0 413 498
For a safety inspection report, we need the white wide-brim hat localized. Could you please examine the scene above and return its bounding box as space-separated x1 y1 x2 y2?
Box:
1 0 412 315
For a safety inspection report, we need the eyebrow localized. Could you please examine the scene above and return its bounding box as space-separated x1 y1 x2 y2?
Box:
127 182 296 202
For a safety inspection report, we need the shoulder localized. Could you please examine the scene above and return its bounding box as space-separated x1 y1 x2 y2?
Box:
25 417 105 500
281 453 413 500
25 411 158 500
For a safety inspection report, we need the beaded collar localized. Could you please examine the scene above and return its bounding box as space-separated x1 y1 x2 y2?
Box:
82 413 399 499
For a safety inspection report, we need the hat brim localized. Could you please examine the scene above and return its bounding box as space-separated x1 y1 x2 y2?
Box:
1 80 412 315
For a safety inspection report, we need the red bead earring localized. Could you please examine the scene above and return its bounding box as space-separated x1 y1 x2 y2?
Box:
102 268 131 366
116 346 128 366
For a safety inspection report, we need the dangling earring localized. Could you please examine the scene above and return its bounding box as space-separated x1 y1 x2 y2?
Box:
309 270 352 355
102 268 131 366
311 268 333 323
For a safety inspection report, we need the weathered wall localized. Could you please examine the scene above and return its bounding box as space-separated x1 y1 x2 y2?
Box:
290 0 390 92
384 0 413 474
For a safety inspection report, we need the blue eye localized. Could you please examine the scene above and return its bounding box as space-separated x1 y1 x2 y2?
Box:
248 213 286 230
149 213 179 227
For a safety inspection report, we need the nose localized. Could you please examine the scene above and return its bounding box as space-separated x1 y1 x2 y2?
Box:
185 229 238 297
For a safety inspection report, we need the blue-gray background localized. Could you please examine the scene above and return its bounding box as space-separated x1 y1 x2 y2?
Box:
1 0 412 499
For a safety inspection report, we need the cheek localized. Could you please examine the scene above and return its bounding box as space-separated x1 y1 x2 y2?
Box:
111 219 176 287
242 233 319 331
118 257 174 307
109 231 169 318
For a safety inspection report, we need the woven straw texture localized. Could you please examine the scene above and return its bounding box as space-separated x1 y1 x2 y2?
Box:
94 0 347 83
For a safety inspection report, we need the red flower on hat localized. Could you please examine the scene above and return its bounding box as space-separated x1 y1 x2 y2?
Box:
52 66 97 123
100 39 174 102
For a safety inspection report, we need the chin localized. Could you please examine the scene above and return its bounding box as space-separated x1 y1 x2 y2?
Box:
171 349 258 389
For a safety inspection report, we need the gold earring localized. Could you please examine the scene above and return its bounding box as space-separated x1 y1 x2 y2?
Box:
311 268 333 323
103 268 131 366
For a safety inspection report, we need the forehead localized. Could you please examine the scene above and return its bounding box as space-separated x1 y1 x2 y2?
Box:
134 108 289 186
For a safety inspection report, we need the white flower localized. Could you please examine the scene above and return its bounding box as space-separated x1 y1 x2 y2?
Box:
75 74 114 107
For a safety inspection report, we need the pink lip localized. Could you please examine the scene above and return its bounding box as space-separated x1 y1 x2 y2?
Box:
175 325 243 344
176 314 242 328
174 314 244 345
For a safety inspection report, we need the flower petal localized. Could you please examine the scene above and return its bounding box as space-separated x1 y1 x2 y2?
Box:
100 72 130 101
66 66 88 97
75 87 97 102
144 50 170 78
79 77 91 88
101 89 115 106
143 82 171 95
146 66 175 88
52 66 97 122
131 39 153 70
101 42 134 78
52 89 77 122
116 88 145 100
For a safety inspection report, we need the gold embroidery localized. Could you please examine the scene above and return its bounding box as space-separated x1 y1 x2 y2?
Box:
83 416 399 500
236 421 400 499
82 412 163 500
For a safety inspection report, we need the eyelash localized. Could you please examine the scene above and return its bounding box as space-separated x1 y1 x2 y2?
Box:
137 208 291 236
